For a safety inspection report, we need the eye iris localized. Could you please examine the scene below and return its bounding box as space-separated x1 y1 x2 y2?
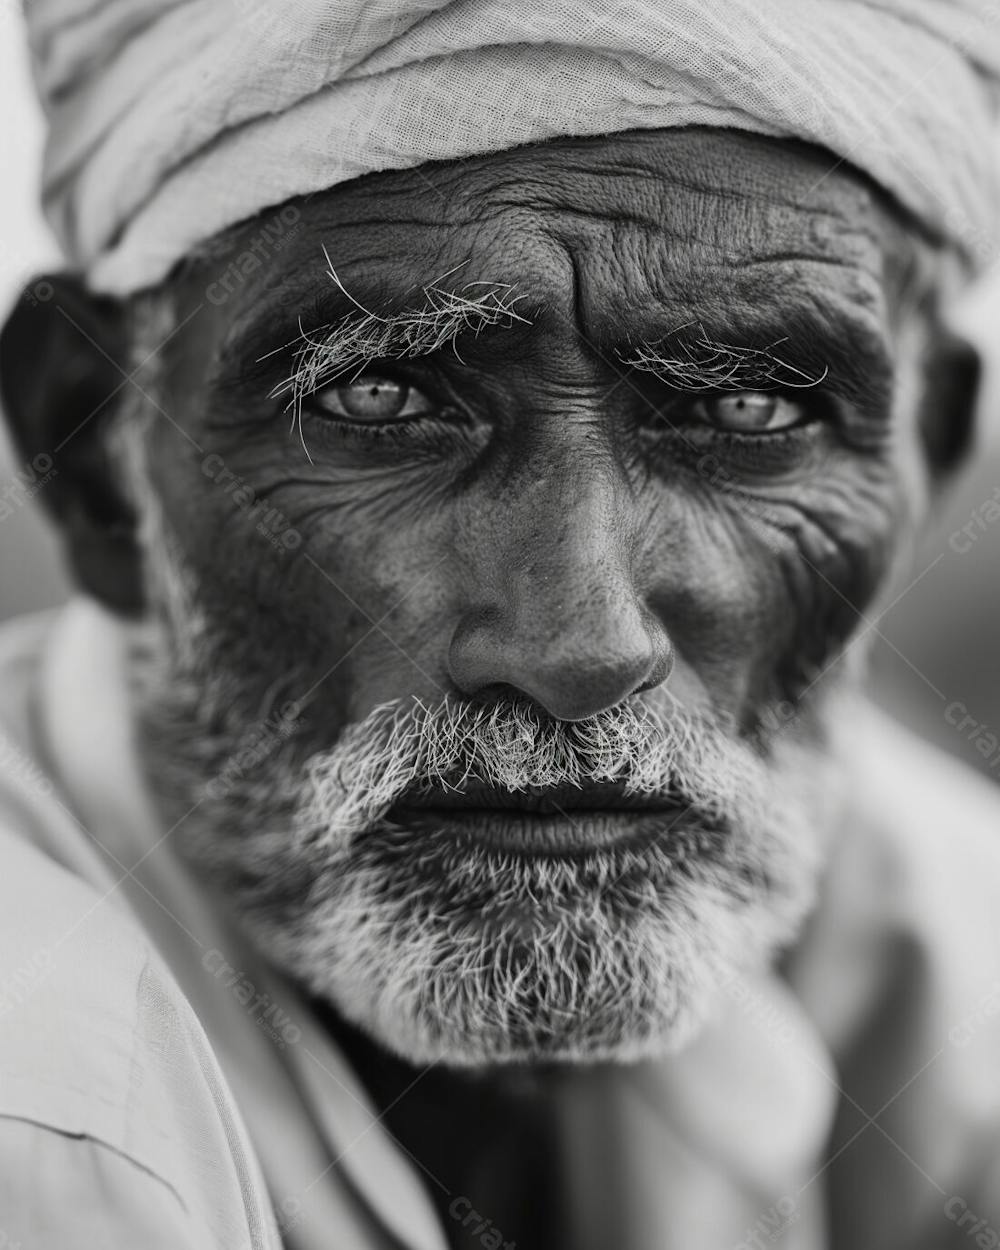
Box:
711 392 780 431
338 377 408 420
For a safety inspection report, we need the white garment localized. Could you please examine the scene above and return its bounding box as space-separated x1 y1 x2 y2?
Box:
22 0 1000 293
3 598 1000 1247
0 603 448 1249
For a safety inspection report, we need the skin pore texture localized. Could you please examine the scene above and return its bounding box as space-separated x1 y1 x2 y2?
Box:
0 124 980 1250
103 127 960 1071
2 130 972 1079
93 126 958 1074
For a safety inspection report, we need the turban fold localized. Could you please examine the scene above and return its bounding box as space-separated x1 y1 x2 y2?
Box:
23 0 1000 294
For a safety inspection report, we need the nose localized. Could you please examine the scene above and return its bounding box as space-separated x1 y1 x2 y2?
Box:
448 473 673 722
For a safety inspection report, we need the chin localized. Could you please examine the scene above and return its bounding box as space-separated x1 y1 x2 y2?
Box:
144 693 839 1068
237 791 828 1068
128 555 842 1069
123 434 854 1068
143 715 840 1069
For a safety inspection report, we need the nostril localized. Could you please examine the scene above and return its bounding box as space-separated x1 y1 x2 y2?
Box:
633 638 674 696
464 681 539 711
448 594 675 721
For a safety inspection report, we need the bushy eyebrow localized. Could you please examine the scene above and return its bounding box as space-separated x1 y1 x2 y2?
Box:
267 250 531 453
619 322 828 392
619 305 895 418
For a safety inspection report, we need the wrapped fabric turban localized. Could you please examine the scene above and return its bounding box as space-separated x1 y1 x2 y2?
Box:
22 0 1000 294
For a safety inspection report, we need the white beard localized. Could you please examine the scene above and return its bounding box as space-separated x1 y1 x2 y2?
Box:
136 625 839 1065
124 428 842 1067
255 698 837 1065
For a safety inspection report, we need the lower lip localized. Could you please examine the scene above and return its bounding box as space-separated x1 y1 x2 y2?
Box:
390 806 686 856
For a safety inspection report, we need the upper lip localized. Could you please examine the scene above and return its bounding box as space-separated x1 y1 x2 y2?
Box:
391 780 679 815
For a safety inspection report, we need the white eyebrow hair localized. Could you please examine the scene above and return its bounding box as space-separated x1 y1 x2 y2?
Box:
269 250 531 457
619 322 828 391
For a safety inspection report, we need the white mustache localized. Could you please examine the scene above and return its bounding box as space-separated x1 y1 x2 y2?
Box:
295 694 764 850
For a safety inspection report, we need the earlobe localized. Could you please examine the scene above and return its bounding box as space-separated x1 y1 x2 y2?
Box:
0 273 145 615
918 325 980 478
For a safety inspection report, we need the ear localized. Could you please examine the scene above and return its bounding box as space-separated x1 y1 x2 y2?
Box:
917 323 980 479
0 273 144 615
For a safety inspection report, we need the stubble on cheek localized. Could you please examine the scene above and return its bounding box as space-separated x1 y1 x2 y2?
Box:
729 458 908 711
114 334 857 1064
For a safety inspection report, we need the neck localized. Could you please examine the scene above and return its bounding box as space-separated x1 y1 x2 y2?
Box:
313 1000 586 1250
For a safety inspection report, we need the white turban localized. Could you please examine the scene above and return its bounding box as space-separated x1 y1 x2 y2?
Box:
23 0 1000 294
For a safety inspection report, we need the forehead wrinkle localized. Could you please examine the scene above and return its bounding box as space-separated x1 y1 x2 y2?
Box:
581 230 889 356
203 133 899 397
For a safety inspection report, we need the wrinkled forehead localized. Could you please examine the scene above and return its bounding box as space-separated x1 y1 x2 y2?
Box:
171 128 924 361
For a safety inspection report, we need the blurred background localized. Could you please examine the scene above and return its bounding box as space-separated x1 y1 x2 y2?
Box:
3 28 1000 783
1 26 67 618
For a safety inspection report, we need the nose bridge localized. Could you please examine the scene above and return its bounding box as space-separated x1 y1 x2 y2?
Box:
450 448 673 720
507 457 632 639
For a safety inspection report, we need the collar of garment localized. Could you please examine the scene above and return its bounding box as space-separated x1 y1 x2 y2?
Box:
36 597 847 1249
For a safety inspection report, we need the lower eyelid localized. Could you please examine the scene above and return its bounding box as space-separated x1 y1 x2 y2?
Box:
639 414 824 461
301 413 425 444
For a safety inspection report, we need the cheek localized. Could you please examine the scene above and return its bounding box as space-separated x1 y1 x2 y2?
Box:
639 456 908 717
149 429 463 736
147 397 910 743
639 494 784 716
727 457 907 704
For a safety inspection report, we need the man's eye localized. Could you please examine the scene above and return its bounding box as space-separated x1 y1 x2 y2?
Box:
695 392 805 433
310 375 433 422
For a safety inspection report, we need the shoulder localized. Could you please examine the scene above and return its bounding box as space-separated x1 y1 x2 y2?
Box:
840 700 1000 927
793 700 1000 1035
791 702 1000 1149
0 828 280 1247
785 703 1000 1224
0 1117 200 1249
0 823 154 1114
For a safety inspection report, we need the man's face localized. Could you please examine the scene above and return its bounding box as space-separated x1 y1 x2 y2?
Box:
124 128 929 1065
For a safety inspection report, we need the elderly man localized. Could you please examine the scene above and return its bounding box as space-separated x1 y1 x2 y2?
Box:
1 1 1000 1247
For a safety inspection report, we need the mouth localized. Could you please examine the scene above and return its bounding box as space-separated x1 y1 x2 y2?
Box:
387 780 688 856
